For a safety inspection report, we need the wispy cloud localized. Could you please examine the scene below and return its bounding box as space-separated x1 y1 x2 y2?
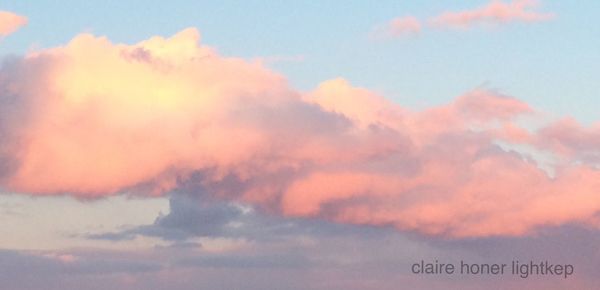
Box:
0 10 27 37
430 0 554 29
376 0 554 38
373 16 421 38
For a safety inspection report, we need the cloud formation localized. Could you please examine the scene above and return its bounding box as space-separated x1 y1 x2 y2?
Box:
0 28 599 238
430 0 554 28
0 11 27 37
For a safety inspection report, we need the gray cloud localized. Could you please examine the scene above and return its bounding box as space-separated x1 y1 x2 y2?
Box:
86 190 397 245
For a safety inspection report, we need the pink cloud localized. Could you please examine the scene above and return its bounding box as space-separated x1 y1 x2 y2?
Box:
536 118 600 163
0 28 598 238
0 10 27 37
377 16 422 38
430 0 554 29
298 81 599 237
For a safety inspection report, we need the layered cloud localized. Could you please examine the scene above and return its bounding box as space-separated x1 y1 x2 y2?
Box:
5 224 600 290
0 10 27 37
430 0 554 28
1 28 598 237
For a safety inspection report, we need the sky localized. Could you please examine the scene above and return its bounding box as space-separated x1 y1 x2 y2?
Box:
0 1 599 289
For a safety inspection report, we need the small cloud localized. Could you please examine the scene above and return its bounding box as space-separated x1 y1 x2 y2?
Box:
387 16 422 36
429 0 554 29
0 10 27 37
372 16 421 39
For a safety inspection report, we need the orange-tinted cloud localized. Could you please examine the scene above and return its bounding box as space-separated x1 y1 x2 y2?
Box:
0 10 27 37
430 0 554 29
0 28 598 238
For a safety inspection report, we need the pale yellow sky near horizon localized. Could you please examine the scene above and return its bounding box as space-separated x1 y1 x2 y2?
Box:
0 194 169 250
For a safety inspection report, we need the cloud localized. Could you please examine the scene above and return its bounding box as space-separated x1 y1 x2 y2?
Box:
0 10 27 37
430 0 554 29
0 28 599 238
88 194 246 241
373 16 421 38
536 118 600 165
1 28 303 195
373 1 553 39
87 192 358 244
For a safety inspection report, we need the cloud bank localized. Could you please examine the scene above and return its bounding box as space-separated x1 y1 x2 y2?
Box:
0 11 27 37
0 28 598 238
